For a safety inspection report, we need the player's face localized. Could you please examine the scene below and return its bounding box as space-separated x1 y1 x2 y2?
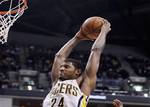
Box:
59 62 79 80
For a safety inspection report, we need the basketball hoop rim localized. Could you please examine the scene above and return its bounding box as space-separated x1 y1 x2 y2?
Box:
0 0 28 15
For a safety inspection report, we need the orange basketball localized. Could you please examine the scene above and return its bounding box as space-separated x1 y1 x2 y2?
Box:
80 16 103 40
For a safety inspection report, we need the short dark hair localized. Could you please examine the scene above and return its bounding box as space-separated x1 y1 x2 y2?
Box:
64 58 83 71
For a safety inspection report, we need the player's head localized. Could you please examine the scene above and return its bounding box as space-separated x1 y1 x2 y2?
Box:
59 58 83 80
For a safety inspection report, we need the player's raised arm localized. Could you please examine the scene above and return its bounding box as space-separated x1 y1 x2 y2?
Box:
81 19 111 95
51 31 87 83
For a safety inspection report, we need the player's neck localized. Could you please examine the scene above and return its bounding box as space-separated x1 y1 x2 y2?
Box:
59 77 67 81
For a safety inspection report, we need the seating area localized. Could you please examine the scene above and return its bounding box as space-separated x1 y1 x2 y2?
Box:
125 55 150 78
0 43 150 96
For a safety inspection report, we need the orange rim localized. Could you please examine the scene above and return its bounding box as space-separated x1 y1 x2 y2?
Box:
0 0 27 15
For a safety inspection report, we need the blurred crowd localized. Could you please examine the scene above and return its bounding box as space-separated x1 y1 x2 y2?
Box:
0 44 150 96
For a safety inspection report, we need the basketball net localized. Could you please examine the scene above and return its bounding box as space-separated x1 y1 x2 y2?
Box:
0 0 27 44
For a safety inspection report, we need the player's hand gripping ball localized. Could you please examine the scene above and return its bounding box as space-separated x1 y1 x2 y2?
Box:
80 16 104 41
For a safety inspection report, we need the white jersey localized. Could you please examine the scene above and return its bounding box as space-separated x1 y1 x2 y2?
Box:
43 79 88 107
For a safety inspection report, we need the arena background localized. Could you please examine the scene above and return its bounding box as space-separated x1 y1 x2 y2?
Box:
0 0 150 107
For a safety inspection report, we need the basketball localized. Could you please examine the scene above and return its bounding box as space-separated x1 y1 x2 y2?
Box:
80 16 103 40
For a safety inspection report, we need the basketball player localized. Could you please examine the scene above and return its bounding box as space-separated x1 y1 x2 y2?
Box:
43 18 114 107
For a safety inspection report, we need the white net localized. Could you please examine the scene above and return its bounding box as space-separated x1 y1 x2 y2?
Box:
0 0 27 44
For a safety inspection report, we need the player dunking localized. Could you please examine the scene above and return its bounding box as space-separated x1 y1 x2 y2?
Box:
43 17 123 107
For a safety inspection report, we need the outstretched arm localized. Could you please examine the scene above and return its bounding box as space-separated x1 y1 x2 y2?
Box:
81 19 111 95
51 31 85 82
